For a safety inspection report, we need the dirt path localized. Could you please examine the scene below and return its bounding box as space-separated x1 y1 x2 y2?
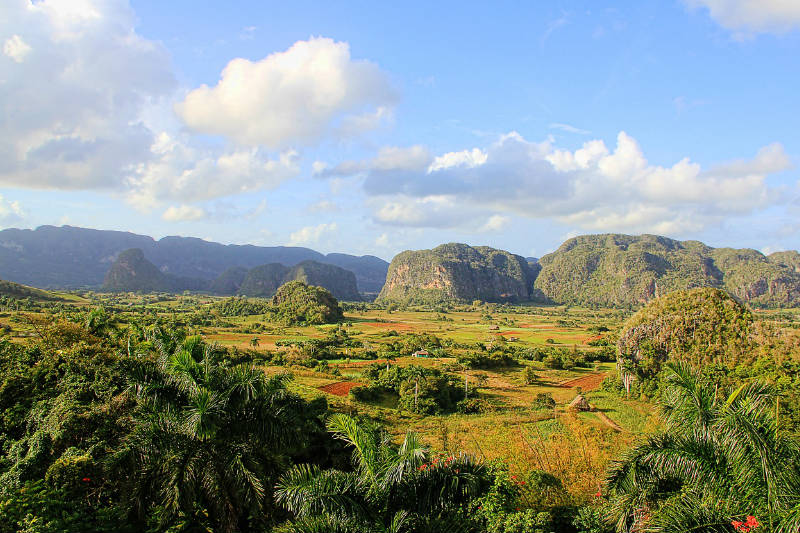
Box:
593 410 623 432
558 372 607 391
317 381 361 396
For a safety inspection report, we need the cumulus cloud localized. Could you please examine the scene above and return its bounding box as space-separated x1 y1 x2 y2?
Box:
0 0 174 190
0 4 375 215
126 133 299 210
480 214 511 232
0 195 24 226
3 35 32 62
175 37 396 148
162 204 208 222
289 222 338 245
687 0 800 34
334 131 791 234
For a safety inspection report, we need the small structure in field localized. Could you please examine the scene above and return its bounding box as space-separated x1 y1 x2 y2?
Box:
412 349 430 358
568 394 591 412
489 325 500 331
509 336 519 342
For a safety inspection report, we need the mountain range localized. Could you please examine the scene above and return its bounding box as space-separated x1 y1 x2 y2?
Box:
0 225 387 294
1 225 799 307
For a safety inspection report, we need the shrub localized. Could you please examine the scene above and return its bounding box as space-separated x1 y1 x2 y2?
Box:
522 366 538 385
532 393 556 411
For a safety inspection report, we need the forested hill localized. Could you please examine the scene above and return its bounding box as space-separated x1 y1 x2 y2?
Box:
534 233 800 307
377 243 539 304
104 250 362 301
0 225 388 293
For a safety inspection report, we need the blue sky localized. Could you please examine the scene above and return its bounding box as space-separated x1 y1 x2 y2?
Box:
1 0 799 260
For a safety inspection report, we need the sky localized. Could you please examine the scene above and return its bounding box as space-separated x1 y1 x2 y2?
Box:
1 0 799 260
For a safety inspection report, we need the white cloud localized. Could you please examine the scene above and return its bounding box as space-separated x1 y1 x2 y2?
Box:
480 214 511 232
0 0 174 190
372 195 472 228
375 233 390 247
687 0 800 34
0 195 24 226
162 204 208 222
289 222 338 245
175 37 396 148
126 133 300 210
429 148 488 172
549 122 591 135
3 35 32 62
336 132 791 235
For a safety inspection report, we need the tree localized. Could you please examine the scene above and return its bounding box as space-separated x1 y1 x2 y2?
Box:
275 413 490 532
606 363 800 533
251 337 260 348
124 336 320 532
406 365 427 412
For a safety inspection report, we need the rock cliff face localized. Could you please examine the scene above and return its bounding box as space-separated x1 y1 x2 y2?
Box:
103 248 210 292
534 234 800 307
237 261 361 301
103 249 170 292
377 243 538 304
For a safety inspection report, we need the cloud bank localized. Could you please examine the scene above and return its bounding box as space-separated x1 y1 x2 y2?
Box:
688 0 800 34
324 131 791 235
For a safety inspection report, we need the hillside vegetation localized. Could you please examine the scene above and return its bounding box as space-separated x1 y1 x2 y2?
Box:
0 279 58 301
377 243 539 305
534 233 800 307
616 288 754 387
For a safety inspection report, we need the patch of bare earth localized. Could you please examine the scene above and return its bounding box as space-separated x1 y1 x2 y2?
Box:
317 381 361 396
558 372 607 391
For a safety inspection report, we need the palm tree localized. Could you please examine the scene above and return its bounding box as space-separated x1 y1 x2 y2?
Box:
84 306 118 338
123 335 313 532
275 413 490 533
406 365 427 412
251 337 260 348
606 362 800 533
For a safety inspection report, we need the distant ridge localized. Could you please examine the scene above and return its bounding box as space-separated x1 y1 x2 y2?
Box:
533 234 800 307
103 250 362 301
0 225 388 294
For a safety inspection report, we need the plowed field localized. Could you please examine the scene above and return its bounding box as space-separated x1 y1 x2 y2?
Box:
318 381 362 396
558 372 607 391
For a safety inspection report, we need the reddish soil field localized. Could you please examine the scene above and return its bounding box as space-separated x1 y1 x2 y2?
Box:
362 322 413 330
559 372 607 391
582 334 603 345
317 381 362 396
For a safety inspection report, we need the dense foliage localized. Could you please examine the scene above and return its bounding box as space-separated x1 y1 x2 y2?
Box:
534 234 800 307
271 281 344 325
0 313 331 532
616 288 753 393
607 363 800 532
275 414 492 532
